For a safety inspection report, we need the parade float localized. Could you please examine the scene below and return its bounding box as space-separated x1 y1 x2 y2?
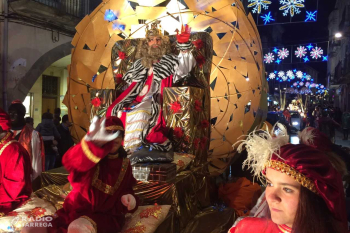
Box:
0 1 266 232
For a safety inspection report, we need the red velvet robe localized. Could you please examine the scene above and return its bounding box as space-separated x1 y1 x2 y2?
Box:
229 218 291 233
0 132 32 215
52 139 138 233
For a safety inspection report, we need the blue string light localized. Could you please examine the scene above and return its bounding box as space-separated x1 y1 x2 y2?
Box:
322 56 328 61
303 56 310 62
273 47 278 53
276 59 281 64
306 44 314 50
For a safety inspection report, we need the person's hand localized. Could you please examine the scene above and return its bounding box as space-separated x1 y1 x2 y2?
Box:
121 194 136 211
85 116 121 147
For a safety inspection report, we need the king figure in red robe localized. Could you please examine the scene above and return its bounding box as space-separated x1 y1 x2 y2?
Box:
107 21 196 153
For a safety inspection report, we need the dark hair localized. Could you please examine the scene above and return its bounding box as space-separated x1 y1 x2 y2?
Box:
292 186 346 233
8 103 26 116
42 112 53 120
25 117 33 124
62 115 69 123
54 108 61 115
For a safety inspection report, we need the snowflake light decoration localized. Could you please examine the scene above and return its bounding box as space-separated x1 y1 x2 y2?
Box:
279 0 305 17
299 82 304 86
248 0 272 14
310 47 324 59
282 76 288 81
261 12 275 25
278 71 285 78
269 73 276 79
278 48 289 60
293 82 298 87
305 75 311 80
296 71 303 78
295 46 307 58
286 70 294 78
264 53 275 64
305 82 310 87
305 11 317 22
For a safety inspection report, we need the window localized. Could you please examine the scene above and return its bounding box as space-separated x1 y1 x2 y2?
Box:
23 93 34 118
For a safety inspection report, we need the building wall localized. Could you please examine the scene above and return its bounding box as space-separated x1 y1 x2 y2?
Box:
29 66 68 128
5 22 72 107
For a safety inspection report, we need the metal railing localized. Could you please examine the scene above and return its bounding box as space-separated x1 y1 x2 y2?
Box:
32 0 90 18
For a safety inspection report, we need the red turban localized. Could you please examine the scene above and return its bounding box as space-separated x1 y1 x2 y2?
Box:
104 116 124 132
299 127 332 152
268 144 346 225
176 24 191 43
0 108 11 131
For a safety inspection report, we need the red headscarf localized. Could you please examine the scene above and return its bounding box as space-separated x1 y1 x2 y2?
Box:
268 144 346 226
299 127 332 152
104 116 124 132
0 108 11 131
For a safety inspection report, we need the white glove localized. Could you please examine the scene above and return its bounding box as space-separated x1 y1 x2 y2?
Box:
121 194 136 211
85 116 121 145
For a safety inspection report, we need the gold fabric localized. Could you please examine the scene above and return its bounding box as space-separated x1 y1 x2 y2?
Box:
163 86 209 166
40 167 69 189
105 125 124 131
66 0 265 176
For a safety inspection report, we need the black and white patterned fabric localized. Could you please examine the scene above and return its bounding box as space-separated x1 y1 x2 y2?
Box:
176 42 193 51
111 54 179 151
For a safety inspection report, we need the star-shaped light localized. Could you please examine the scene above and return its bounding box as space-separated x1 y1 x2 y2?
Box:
273 47 278 53
276 59 282 64
306 44 314 50
303 56 309 62
322 56 328 61
305 11 317 22
261 12 275 25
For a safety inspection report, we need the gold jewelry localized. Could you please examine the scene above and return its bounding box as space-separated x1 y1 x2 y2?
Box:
145 20 163 38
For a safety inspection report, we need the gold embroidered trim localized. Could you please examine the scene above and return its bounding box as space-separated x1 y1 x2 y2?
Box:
81 138 101 164
0 132 11 145
266 160 318 194
80 216 97 233
0 140 15 157
127 110 151 117
105 125 124 131
92 158 129 195
125 129 144 134
107 153 119 159
126 120 148 125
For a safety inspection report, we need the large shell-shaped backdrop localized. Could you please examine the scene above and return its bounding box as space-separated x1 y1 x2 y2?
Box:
64 0 267 175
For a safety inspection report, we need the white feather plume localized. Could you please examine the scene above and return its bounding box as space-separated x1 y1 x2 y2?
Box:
298 127 315 146
233 123 289 181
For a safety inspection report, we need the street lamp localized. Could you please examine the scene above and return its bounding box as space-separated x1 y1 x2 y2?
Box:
335 32 342 38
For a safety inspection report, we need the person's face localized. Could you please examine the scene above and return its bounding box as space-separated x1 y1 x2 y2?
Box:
148 36 162 48
109 135 123 154
8 109 23 124
265 168 301 228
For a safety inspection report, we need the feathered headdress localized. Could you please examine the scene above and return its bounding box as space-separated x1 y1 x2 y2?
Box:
234 123 289 181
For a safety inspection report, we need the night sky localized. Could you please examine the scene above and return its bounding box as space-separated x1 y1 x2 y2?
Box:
258 0 336 85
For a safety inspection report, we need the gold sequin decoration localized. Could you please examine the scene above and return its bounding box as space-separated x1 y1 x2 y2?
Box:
92 158 129 195
266 160 318 194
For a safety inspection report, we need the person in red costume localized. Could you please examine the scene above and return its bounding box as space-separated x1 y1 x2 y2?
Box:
22 116 138 233
107 22 196 153
0 108 32 216
229 124 348 233
8 100 45 180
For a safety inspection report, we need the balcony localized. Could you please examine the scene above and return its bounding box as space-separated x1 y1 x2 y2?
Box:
9 0 99 35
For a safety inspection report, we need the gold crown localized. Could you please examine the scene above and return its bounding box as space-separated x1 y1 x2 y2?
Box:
145 20 163 37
